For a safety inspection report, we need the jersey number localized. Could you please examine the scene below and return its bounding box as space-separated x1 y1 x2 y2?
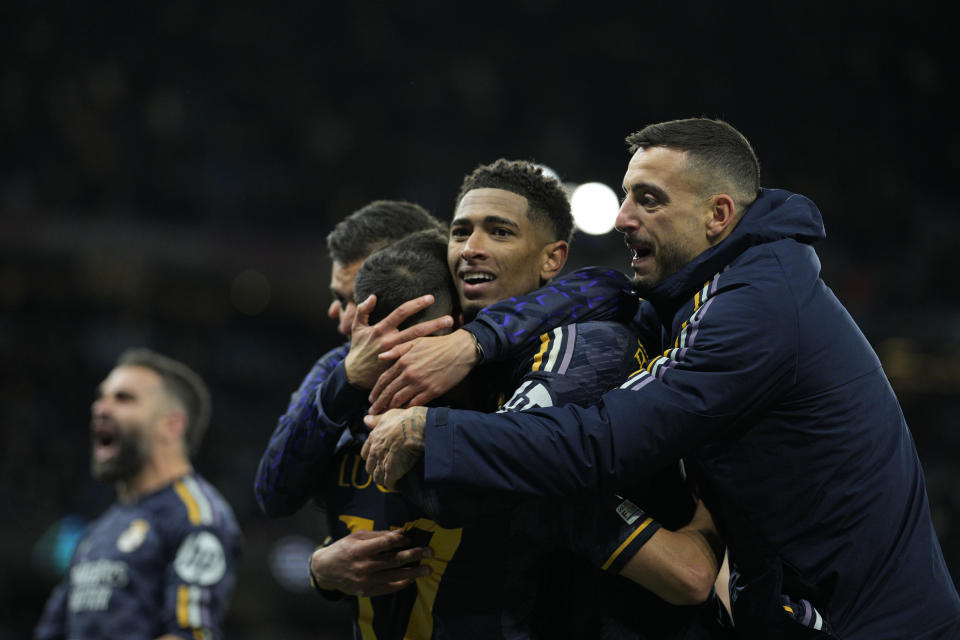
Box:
339 515 463 639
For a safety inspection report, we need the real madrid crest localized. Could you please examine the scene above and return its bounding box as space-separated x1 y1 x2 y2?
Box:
117 518 150 552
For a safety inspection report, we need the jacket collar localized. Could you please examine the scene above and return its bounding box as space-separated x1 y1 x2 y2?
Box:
642 188 825 314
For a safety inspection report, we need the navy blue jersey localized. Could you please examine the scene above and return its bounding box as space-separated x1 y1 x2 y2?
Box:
420 189 960 639
35 473 241 640
316 321 725 638
407 322 728 639
255 266 636 521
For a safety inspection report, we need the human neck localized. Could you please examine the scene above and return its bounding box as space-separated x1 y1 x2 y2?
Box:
115 456 193 503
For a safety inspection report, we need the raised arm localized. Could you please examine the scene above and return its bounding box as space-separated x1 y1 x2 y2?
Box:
369 266 637 413
254 294 450 517
395 320 644 526
363 277 797 494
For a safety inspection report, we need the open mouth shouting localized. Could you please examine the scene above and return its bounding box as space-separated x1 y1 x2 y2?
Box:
91 417 121 465
626 239 654 271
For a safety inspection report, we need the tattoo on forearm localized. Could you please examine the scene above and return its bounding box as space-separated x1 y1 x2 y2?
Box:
400 408 427 451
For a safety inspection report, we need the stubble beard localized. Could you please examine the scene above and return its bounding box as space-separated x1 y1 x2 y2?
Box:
90 423 150 484
629 241 690 296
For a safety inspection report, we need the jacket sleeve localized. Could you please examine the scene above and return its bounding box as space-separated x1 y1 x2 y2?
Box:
403 322 645 528
462 266 638 363
423 278 798 497
254 344 350 517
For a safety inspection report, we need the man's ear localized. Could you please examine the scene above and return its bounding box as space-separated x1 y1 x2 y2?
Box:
159 409 188 444
540 240 569 282
705 194 738 243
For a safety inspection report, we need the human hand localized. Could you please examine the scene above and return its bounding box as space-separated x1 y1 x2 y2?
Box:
345 294 454 389
361 407 427 489
309 528 432 597
368 329 478 413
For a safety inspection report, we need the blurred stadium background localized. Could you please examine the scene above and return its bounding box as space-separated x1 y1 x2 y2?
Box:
2 3 958 638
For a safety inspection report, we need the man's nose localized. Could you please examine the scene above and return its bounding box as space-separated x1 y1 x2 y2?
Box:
614 199 638 234
91 397 108 417
461 232 485 259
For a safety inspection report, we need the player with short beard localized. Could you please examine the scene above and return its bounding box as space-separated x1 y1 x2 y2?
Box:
36 348 241 640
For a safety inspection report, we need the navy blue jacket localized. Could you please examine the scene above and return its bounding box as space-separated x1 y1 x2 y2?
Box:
419 189 960 640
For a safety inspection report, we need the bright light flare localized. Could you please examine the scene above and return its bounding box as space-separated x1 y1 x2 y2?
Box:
571 182 619 235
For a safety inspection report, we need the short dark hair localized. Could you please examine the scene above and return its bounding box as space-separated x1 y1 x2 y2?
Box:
116 348 211 456
625 118 761 209
353 229 457 329
326 200 447 265
456 159 573 243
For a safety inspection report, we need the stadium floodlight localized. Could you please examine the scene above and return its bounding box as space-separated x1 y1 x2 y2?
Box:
571 182 619 235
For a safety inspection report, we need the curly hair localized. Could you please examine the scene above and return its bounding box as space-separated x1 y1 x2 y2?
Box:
326 200 447 265
455 159 573 243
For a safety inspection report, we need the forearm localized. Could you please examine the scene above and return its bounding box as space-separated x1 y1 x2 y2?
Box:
464 266 635 362
619 500 722 605
423 391 712 497
620 528 719 605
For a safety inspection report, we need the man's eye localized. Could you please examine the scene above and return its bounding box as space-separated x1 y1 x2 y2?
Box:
450 228 469 240
492 227 512 237
640 193 659 207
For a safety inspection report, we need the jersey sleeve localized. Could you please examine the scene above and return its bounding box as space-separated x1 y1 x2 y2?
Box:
161 482 241 640
499 321 645 412
34 579 69 640
403 321 650 530
502 322 678 570
254 343 350 517
462 267 638 363
423 276 798 497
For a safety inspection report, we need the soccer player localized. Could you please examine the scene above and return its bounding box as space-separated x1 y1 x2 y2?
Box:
35 348 241 640
252 201 452 593
253 196 636 606
312 160 728 638
254 199 450 520
362 118 960 639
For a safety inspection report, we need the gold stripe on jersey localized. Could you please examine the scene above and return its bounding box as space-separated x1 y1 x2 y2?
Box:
531 332 551 372
600 517 654 571
177 585 190 628
176 585 209 636
173 480 202 526
403 518 464 640
531 326 575 374
182 476 213 523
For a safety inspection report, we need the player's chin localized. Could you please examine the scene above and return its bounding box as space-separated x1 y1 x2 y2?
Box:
459 301 486 323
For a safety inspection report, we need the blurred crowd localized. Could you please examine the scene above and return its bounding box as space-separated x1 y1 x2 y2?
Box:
2 3 957 638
